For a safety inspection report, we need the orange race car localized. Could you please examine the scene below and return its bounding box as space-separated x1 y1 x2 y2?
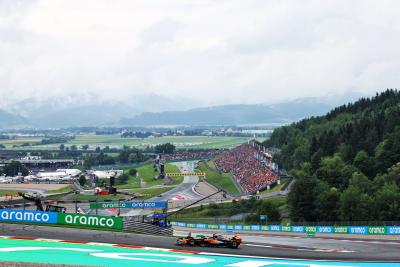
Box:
176 233 242 249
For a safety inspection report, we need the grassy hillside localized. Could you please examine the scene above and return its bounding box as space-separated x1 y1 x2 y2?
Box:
170 197 286 224
196 160 240 195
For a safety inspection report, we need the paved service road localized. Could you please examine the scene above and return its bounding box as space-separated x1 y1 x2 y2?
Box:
1 224 400 262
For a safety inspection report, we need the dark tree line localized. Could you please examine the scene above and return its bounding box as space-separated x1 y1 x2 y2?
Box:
121 131 153 138
3 161 29 176
83 147 150 169
41 136 75 145
264 89 400 222
155 143 176 154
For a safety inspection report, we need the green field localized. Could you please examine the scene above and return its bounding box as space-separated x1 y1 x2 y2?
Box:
125 187 173 199
46 185 73 195
116 163 183 189
0 136 43 149
64 193 127 201
0 190 26 197
196 160 240 195
71 135 249 150
8 135 250 150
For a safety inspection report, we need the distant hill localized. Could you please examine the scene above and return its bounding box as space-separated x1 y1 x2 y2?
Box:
265 89 400 222
0 109 26 127
0 92 363 128
1 94 197 128
121 100 333 126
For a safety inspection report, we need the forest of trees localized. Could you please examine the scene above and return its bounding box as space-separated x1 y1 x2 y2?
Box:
155 143 176 154
264 89 400 223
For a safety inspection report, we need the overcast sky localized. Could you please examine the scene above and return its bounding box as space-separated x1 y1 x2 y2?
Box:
0 0 399 108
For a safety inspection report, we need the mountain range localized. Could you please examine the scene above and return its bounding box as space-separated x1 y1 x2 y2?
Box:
121 100 333 126
0 92 365 128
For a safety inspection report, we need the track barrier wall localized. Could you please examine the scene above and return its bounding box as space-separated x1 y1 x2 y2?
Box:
171 222 400 235
58 213 123 230
0 209 58 225
0 209 123 230
2 209 398 236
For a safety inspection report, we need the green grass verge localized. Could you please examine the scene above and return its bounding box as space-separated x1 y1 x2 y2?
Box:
63 194 127 201
125 187 172 199
196 160 239 195
46 185 73 194
258 183 284 194
0 190 26 196
116 163 183 189
258 177 290 194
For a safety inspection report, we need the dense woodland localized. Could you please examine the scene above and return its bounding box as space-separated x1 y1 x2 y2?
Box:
264 89 400 223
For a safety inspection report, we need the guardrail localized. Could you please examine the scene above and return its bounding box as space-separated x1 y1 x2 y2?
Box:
171 222 400 235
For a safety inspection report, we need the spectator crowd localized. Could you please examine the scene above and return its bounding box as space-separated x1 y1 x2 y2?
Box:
215 141 278 194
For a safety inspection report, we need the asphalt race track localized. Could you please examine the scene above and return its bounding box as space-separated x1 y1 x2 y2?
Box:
1 224 399 263
151 161 203 202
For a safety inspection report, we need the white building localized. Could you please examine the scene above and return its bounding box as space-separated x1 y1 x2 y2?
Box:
89 170 123 179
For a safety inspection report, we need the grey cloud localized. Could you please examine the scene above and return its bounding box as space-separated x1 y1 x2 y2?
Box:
0 0 399 108
140 18 184 47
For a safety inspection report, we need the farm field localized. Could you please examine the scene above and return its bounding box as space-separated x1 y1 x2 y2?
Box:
0 136 43 149
5 135 252 150
70 135 250 150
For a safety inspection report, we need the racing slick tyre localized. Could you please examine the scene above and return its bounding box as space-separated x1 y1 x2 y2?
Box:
230 240 238 249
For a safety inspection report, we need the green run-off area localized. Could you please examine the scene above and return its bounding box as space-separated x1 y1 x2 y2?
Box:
0 238 398 267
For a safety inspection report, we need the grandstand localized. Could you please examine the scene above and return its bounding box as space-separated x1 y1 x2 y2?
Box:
159 150 224 161
215 140 279 194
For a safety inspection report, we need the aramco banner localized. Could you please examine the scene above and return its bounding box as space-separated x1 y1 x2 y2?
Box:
90 201 167 209
57 213 123 230
0 209 57 224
